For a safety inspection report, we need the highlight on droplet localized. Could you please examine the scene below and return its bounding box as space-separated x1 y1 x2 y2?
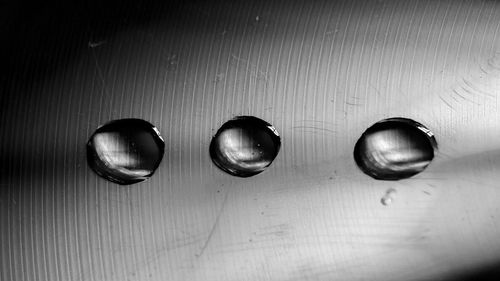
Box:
86 118 165 185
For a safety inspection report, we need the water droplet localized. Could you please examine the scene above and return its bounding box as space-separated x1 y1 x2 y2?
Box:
381 188 397 206
210 116 281 177
87 118 165 185
354 118 437 180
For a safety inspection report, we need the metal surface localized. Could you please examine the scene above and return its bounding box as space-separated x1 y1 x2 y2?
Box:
2 0 500 280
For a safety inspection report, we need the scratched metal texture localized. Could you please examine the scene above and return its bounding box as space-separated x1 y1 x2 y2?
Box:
1 0 500 280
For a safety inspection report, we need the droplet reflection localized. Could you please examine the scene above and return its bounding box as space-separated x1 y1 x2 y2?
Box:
210 116 281 177
353 118 437 180
87 119 165 185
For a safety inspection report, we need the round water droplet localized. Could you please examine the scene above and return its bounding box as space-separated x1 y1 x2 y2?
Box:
353 118 437 180
87 118 165 185
210 116 281 177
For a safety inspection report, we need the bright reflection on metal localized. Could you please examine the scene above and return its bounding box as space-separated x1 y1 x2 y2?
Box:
353 117 437 180
210 116 281 177
87 118 165 185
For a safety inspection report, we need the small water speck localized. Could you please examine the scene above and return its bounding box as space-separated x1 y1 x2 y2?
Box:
381 188 397 206
87 119 165 185
210 116 281 177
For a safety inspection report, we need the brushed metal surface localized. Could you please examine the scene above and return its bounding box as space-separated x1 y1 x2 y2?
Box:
1 0 500 280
